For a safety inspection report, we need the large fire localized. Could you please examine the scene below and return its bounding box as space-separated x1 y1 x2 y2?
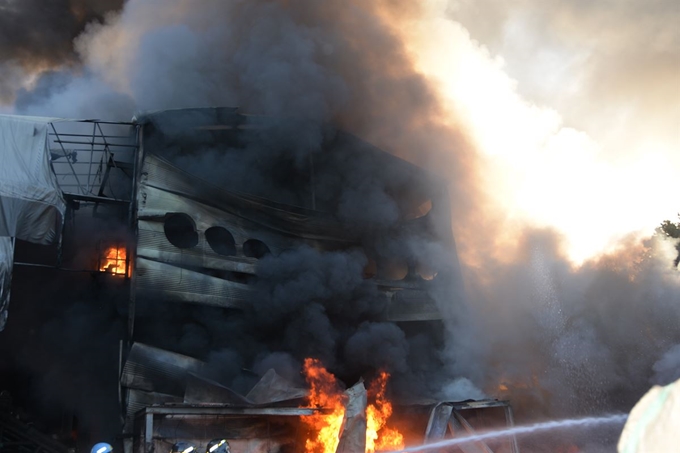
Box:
301 358 346 453
99 245 127 276
366 371 405 452
301 358 405 453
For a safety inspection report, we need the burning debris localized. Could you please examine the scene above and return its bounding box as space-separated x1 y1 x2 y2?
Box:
98 243 128 276
121 344 513 452
300 358 405 453
301 358 347 453
366 372 405 452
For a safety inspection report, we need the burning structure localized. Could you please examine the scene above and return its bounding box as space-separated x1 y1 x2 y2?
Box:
0 109 517 452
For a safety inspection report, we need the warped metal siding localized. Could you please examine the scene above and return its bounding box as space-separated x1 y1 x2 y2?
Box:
133 143 449 321
121 343 205 395
135 257 250 308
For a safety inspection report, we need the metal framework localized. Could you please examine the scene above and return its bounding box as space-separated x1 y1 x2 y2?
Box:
0 410 69 453
133 404 327 453
12 119 140 273
49 120 140 205
424 400 520 453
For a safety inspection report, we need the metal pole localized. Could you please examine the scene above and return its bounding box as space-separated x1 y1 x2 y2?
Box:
50 123 86 194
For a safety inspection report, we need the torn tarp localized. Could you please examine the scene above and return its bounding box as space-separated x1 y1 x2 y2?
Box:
0 115 66 243
0 237 14 331
0 115 67 331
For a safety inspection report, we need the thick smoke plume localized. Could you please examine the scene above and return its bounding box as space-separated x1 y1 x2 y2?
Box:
4 0 482 438
2 1 680 452
0 0 124 103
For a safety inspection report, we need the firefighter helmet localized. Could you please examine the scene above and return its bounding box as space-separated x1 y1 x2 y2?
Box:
91 443 113 453
170 442 197 453
206 439 230 453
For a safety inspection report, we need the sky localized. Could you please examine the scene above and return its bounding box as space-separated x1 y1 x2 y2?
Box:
407 0 680 264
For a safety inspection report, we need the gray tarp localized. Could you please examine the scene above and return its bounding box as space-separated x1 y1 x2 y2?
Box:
0 115 67 331
0 115 66 242
0 237 14 331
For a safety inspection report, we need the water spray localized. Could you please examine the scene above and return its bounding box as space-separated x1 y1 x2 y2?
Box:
387 414 628 452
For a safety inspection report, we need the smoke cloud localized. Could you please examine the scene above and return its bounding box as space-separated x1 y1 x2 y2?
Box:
404 0 680 264
0 0 124 103
449 0 680 146
2 1 680 452
464 232 680 416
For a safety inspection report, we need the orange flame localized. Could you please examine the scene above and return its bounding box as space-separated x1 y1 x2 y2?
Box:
301 358 346 453
99 246 127 276
301 361 405 453
366 371 404 452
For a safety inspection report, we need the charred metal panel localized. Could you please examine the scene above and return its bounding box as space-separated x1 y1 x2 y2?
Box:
185 370 308 406
450 412 496 453
137 220 257 274
121 343 205 396
139 154 353 242
135 257 250 308
125 389 182 420
425 403 454 440
131 118 455 322
336 381 367 453
245 369 308 405
132 404 324 453
418 400 517 453
137 185 289 255
184 374 254 406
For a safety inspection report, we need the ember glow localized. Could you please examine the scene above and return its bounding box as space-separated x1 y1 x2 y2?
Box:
366 371 405 452
301 358 346 453
99 245 127 276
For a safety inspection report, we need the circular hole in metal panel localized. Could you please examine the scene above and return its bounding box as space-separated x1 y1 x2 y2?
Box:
163 213 199 249
205 226 237 256
243 239 271 259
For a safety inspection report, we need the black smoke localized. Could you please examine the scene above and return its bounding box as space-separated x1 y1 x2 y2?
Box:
5 2 680 453
0 0 125 103
0 4 478 444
